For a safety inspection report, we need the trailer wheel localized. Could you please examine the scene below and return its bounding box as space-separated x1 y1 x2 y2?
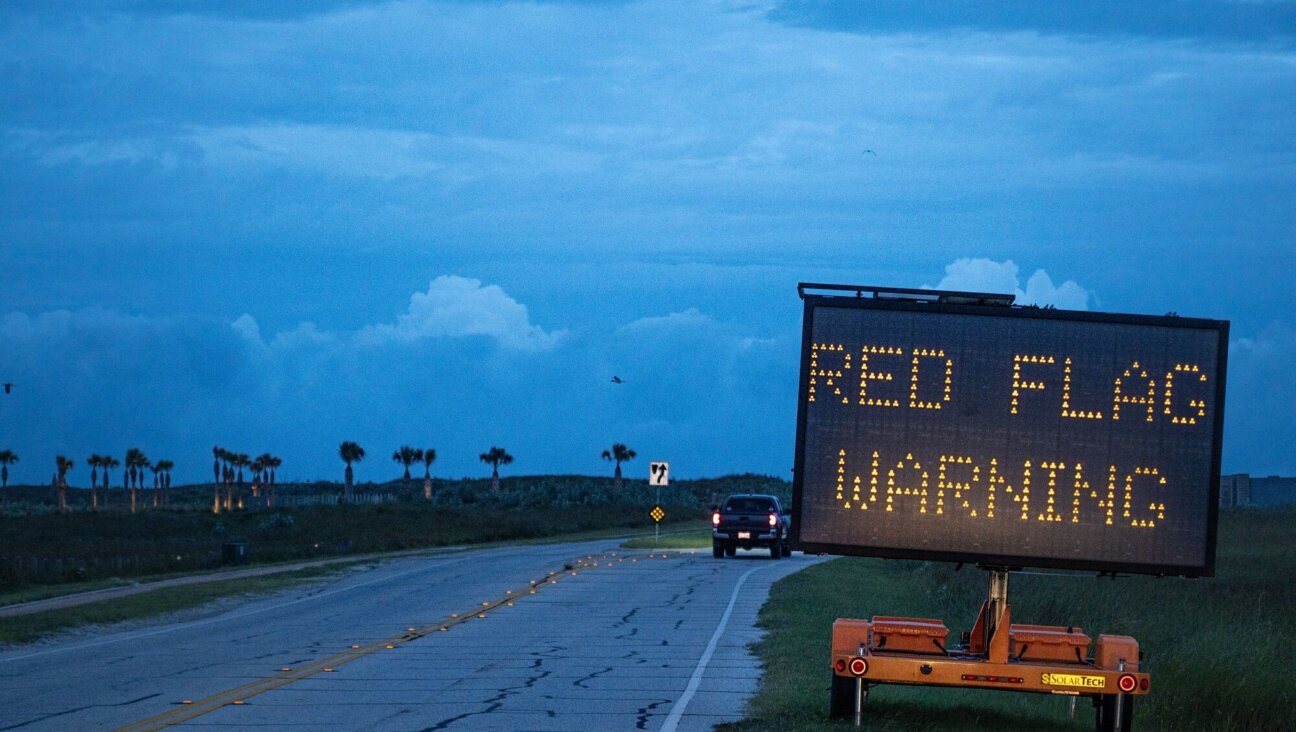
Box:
712 540 724 559
828 673 856 719
1094 694 1134 732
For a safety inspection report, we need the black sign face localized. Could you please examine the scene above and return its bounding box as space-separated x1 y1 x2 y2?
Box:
791 293 1229 576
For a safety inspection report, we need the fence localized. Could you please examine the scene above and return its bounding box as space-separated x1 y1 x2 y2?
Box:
246 492 400 509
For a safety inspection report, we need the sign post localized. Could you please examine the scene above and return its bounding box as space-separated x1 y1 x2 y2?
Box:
649 461 669 547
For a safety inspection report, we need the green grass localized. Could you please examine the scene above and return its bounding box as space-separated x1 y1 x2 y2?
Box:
620 523 712 549
724 507 1296 731
0 564 355 646
0 474 790 594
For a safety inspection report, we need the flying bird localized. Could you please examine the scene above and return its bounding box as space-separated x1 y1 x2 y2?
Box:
2 383 11 394
610 376 624 384
862 149 877 156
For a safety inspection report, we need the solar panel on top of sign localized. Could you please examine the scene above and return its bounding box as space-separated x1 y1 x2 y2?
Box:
790 291 1229 577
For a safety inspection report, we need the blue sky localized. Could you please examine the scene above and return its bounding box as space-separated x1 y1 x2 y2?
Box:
1 1 1293 484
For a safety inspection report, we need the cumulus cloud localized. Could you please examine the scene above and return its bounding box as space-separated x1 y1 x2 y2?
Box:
931 258 1092 310
0 279 800 484
359 276 565 352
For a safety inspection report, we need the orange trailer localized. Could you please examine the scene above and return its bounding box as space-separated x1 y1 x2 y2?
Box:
828 569 1147 731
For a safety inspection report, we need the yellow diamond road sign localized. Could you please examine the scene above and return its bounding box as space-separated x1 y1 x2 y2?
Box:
650 505 665 523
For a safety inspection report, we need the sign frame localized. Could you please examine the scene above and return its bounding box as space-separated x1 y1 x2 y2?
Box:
789 284 1229 577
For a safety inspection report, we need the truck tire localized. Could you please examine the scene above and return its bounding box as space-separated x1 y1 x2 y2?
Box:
712 540 724 559
769 541 781 559
724 543 736 557
829 672 856 719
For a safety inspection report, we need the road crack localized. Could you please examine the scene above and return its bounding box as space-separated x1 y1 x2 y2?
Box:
0 693 160 731
635 699 672 730
572 665 614 689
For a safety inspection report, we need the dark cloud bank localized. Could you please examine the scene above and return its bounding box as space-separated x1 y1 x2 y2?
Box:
2 269 1289 485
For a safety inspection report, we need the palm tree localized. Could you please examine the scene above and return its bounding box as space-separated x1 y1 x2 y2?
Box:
421 448 437 500
250 456 265 499
233 453 250 509
254 453 273 486
155 459 174 506
149 461 162 508
218 447 236 512
601 443 637 491
392 446 419 487
86 454 105 510
263 454 281 508
339 441 365 502
0 449 17 491
479 446 513 493
102 455 120 509
55 455 74 511
125 448 147 513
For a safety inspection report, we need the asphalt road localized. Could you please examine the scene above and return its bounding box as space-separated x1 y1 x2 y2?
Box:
0 539 822 731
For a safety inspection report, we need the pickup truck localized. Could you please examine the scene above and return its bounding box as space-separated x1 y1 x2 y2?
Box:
712 494 792 559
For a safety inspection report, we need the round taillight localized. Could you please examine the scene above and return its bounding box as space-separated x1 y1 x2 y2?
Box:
1118 674 1137 693
835 659 847 673
768 513 778 527
712 512 720 526
848 657 868 676
1139 678 1150 691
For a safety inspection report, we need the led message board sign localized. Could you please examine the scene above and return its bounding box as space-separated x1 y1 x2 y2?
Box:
790 286 1229 576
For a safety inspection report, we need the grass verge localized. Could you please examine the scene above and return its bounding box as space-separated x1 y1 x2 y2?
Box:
0 564 356 646
0 519 714 646
620 523 712 549
724 507 1296 731
1 474 791 593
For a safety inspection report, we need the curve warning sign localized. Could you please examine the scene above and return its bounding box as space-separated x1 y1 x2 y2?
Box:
790 285 1229 576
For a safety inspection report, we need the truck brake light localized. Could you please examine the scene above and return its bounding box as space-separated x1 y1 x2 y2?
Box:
768 513 778 527
712 512 720 526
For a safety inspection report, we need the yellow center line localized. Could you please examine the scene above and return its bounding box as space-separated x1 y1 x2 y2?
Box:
111 552 657 732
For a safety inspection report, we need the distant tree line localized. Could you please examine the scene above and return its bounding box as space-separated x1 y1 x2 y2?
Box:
0 440 641 513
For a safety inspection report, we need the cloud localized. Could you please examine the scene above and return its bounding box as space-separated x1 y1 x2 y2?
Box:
0 279 796 484
359 276 565 351
931 258 1092 310
1226 323 1296 474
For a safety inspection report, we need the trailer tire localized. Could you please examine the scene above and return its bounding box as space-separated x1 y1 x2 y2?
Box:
829 673 856 719
1094 694 1134 732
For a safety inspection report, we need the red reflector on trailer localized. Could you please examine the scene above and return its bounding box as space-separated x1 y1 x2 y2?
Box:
835 659 847 673
1140 678 1150 691
848 658 868 676
1118 674 1138 693
959 674 1023 684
